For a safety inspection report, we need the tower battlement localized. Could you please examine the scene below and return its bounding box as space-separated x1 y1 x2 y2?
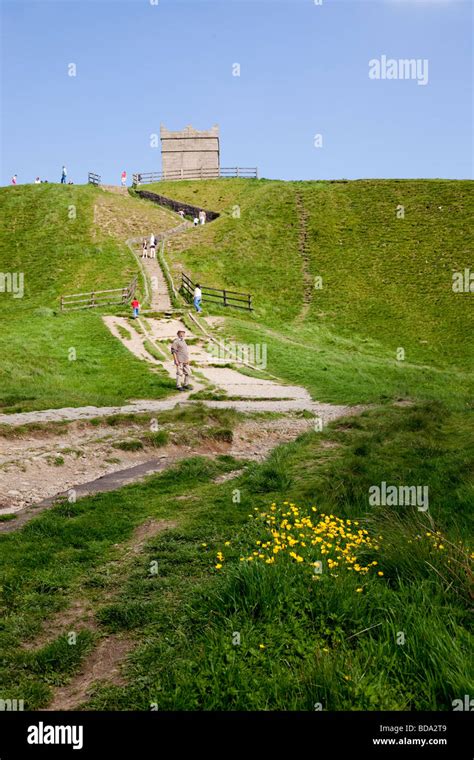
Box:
160 124 220 179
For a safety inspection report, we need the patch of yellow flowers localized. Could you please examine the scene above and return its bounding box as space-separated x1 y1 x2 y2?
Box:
214 502 383 581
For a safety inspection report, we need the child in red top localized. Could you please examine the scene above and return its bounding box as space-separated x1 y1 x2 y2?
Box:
131 299 140 319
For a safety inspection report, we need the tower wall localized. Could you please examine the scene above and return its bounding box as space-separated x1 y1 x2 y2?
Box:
160 125 220 178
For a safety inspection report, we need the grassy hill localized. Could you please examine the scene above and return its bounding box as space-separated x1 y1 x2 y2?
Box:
0 184 180 411
153 178 473 405
0 178 472 711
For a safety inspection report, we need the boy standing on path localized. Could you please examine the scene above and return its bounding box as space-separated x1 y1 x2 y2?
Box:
170 330 192 391
131 297 140 319
61 166 67 184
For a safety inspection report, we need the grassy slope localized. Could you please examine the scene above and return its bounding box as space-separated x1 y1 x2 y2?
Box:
0 404 471 711
0 179 472 711
153 178 473 405
0 184 181 411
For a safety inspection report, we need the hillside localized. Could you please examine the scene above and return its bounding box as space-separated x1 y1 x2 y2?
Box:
0 184 181 411
0 179 472 712
0 184 179 311
148 178 473 405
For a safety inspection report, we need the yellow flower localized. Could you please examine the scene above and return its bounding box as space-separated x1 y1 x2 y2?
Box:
215 563 222 570
259 644 265 649
356 588 363 593
378 571 384 576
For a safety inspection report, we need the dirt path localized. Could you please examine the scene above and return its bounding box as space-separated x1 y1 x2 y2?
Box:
102 312 324 406
0 187 364 523
0 412 332 529
295 190 314 321
35 517 177 710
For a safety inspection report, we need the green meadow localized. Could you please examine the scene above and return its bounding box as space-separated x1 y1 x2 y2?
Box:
0 179 472 710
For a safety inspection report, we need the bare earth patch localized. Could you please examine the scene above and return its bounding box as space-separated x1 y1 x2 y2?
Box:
46 636 134 711
33 518 177 710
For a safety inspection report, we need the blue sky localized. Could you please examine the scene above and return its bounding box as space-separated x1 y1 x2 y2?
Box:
1 0 472 184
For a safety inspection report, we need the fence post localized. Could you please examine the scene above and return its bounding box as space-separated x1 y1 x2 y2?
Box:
223 289 227 307
91 292 95 308
236 167 240 178
248 294 252 311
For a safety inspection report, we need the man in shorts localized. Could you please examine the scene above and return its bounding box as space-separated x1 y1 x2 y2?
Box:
170 329 192 391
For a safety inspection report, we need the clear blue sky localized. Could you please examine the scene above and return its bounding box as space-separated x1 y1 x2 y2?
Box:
1 0 472 185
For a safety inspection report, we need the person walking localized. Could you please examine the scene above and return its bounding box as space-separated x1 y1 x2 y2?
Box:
61 166 67 184
193 283 202 313
170 329 192 391
131 297 140 319
193 216 199 227
34 177 40 184
11 175 17 185
149 240 156 258
199 210 206 225
141 238 148 258
121 170 127 187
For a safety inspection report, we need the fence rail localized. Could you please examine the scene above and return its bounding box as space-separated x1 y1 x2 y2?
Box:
181 272 253 311
133 167 258 185
88 172 101 186
60 275 138 312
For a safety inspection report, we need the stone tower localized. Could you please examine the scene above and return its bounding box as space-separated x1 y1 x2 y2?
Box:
160 124 220 179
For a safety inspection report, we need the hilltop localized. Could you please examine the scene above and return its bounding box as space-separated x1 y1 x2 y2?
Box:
148 178 474 404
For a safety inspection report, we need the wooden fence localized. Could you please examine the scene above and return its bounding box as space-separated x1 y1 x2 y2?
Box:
60 275 138 312
88 172 101 186
132 167 258 185
181 272 253 311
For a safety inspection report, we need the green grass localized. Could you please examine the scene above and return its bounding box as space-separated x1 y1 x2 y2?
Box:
86 401 472 711
0 184 180 411
0 402 471 710
112 439 144 452
0 311 173 412
0 178 472 712
152 178 473 404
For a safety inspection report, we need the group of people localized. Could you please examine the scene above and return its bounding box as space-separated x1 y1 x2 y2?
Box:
11 166 73 185
141 232 156 258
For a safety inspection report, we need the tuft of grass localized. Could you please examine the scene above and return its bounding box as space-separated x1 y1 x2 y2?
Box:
144 430 169 448
113 439 144 452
